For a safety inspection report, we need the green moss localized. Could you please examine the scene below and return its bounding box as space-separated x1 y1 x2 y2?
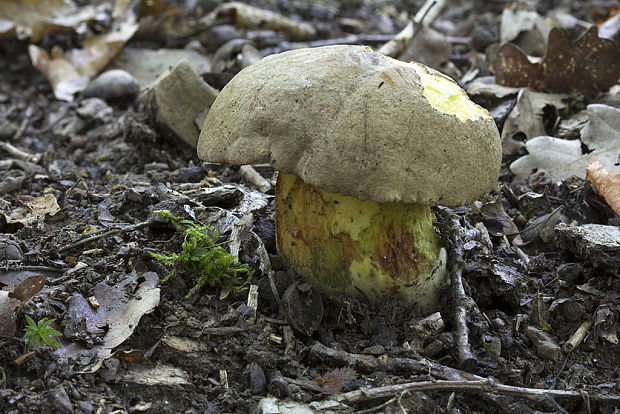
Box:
150 210 252 298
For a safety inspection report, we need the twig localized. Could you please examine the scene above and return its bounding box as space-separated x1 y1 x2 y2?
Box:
240 165 271 193
201 326 245 336
0 265 66 273
12 105 34 141
283 34 396 50
434 207 477 371
58 220 151 253
378 0 444 57
354 394 400 414
330 379 620 405
309 342 512 410
308 342 478 381
30 104 73 134
0 141 40 163
562 320 592 353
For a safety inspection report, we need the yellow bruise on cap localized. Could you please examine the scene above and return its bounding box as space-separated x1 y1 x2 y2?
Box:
410 62 491 122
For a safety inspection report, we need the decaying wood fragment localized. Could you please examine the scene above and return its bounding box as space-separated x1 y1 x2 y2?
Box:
0 141 40 164
562 320 592 353
240 165 271 193
246 284 258 324
199 2 316 40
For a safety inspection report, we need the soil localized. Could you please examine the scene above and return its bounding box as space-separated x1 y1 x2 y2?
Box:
1 1 619 413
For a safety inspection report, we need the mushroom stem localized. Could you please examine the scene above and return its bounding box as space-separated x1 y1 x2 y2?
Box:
275 173 447 312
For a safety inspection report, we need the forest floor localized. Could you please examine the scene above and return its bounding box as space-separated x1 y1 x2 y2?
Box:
1 0 619 413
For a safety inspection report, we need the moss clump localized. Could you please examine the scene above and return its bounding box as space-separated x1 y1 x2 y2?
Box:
150 210 252 298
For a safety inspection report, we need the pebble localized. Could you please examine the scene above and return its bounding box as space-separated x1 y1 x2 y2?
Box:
526 326 561 362
484 336 502 360
363 345 385 356
555 223 620 274
4 244 22 261
556 263 583 283
82 70 139 102
76 401 94 414
249 362 267 395
0 121 17 139
76 98 113 122
48 386 74 414
0 176 24 194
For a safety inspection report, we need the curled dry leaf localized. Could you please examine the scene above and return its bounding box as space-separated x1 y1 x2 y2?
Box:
495 27 620 95
28 11 138 101
3 194 61 226
586 157 620 216
511 104 620 183
56 271 160 373
28 45 89 102
199 2 316 40
0 0 102 41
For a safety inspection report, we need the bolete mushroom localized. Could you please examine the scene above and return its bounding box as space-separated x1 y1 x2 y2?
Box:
197 45 501 312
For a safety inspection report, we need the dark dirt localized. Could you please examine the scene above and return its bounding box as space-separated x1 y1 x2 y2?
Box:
1 1 619 413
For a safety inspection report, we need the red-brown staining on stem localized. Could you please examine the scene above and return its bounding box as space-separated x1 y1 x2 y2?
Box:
371 224 426 282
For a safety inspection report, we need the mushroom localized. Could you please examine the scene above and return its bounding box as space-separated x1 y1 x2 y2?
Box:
197 45 501 312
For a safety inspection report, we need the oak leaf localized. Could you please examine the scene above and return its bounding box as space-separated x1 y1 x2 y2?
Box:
495 27 620 95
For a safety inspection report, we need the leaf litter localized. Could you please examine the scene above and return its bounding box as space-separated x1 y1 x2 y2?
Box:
0 0 620 413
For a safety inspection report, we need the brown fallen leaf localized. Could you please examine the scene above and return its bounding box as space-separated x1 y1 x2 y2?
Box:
0 0 101 41
494 27 620 96
8 275 45 301
28 11 138 101
586 157 620 216
199 2 316 40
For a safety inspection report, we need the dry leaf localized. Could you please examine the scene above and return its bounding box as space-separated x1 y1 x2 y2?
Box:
28 10 138 101
511 104 620 183
199 2 316 40
55 272 160 373
29 45 89 101
4 194 61 226
586 157 620 216
0 0 103 41
8 275 45 301
495 27 620 96
500 88 567 155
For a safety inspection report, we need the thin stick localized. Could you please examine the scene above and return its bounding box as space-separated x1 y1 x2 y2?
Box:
331 379 620 405
378 0 443 57
58 221 151 253
0 141 39 163
434 207 478 370
13 105 34 141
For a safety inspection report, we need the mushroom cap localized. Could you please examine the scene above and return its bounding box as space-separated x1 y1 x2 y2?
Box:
198 45 501 206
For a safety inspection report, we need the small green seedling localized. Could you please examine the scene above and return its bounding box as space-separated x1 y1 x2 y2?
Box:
23 315 62 351
150 210 252 298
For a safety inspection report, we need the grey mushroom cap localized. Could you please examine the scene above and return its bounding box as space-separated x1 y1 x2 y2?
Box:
198 45 502 206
